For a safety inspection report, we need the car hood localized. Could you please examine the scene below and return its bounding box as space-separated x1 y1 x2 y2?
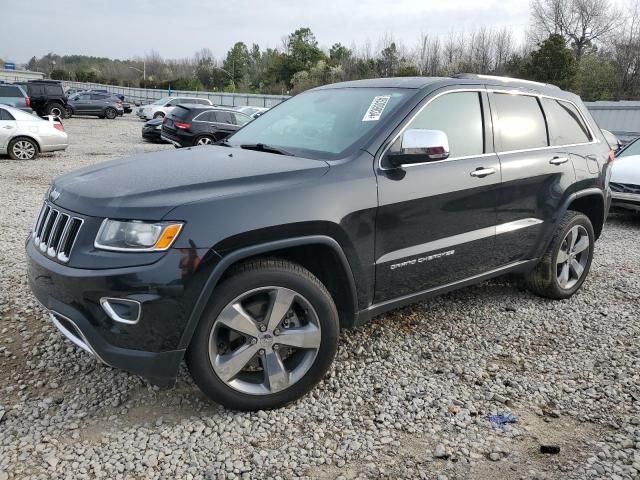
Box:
611 154 640 185
51 146 330 219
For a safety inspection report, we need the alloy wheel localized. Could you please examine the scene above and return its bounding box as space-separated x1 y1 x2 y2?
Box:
556 225 590 289
208 286 322 395
197 137 213 145
12 140 36 160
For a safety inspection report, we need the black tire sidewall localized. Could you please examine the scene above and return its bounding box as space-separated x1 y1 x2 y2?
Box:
46 103 63 116
550 213 595 297
187 265 339 410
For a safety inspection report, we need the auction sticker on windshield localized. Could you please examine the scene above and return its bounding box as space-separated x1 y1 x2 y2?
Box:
362 95 391 121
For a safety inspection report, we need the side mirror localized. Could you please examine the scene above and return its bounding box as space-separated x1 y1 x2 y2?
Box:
165 103 172 107
386 129 450 167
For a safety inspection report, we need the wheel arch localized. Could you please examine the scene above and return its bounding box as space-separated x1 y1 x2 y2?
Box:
564 188 606 240
9 135 41 152
177 236 359 350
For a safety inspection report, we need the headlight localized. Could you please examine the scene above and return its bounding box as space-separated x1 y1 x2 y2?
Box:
95 219 183 252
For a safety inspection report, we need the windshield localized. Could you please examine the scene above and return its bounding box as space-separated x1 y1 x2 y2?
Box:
618 138 640 157
152 97 171 105
226 87 410 159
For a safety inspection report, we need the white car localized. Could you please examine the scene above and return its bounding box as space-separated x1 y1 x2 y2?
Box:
610 138 640 213
136 96 213 120
233 106 269 118
0 105 68 160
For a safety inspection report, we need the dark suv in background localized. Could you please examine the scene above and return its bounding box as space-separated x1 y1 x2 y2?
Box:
26 75 611 411
161 105 253 146
15 80 68 117
67 91 124 119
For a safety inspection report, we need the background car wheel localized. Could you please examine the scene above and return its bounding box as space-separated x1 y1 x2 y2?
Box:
526 211 594 299
8 137 38 160
186 259 339 411
194 135 215 146
105 108 117 120
153 112 165 119
46 103 64 117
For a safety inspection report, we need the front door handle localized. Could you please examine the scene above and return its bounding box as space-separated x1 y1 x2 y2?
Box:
470 167 496 178
550 156 569 165
2 125 13 129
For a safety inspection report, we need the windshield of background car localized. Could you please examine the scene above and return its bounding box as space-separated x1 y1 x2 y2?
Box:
152 97 170 105
618 138 640 157
226 87 411 159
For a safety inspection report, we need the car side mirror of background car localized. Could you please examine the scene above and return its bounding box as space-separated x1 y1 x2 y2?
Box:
386 129 450 168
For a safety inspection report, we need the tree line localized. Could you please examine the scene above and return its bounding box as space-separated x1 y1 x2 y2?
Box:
24 0 640 101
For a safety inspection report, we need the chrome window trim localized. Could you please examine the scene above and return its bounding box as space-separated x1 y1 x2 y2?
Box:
377 218 543 264
378 87 600 172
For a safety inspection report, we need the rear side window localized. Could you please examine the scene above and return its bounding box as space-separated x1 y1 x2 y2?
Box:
215 111 234 124
29 85 44 95
392 91 485 158
0 108 15 120
45 85 62 95
492 93 548 151
541 98 592 145
0 85 22 97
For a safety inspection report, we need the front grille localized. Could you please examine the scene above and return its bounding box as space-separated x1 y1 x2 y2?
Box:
32 202 83 263
610 182 640 194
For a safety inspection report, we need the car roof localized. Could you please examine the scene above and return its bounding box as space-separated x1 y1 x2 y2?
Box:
312 74 569 98
0 103 42 120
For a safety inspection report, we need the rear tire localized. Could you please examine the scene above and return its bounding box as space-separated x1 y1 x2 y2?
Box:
186 259 339 410
8 137 38 160
526 211 594 299
105 108 117 120
194 135 215 146
45 103 64 117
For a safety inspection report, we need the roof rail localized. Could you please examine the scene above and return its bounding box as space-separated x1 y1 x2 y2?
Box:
452 73 560 90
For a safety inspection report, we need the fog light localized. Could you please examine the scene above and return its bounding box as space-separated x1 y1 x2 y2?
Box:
100 297 141 324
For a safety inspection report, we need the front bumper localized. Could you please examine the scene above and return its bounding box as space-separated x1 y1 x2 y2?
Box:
26 237 213 385
611 192 640 212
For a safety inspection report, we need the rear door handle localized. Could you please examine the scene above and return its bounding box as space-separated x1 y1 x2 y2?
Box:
470 167 496 178
550 156 569 165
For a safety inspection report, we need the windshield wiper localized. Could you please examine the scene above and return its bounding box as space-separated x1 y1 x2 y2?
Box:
239 143 295 156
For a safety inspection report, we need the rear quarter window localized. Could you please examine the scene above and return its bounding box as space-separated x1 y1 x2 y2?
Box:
45 85 63 95
0 108 15 120
492 93 548 151
0 85 23 97
541 98 592 145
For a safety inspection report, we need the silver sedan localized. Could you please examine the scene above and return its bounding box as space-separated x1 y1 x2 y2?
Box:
0 104 68 160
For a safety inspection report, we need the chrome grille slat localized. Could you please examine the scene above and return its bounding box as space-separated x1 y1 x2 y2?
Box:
32 201 83 264
610 182 640 194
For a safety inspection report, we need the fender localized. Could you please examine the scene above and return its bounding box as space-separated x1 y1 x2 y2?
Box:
177 235 358 350
534 187 605 259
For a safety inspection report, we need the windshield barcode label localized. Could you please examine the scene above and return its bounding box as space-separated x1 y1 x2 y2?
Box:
362 96 391 122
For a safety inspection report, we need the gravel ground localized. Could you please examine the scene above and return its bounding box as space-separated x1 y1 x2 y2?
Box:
0 115 639 480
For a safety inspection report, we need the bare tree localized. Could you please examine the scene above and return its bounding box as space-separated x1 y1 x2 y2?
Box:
610 0 640 97
531 0 618 58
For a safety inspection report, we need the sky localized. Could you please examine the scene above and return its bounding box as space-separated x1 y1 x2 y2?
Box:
1 0 532 64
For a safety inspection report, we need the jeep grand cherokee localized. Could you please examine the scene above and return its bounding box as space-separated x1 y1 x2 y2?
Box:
26 75 612 410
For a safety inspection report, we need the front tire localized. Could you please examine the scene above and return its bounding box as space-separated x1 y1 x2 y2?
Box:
153 112 165 119
105 108 117 120
187 259 339 410
8 137 38 160
526 211 594 299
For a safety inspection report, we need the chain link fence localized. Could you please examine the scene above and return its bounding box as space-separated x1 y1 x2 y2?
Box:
61 81 289 107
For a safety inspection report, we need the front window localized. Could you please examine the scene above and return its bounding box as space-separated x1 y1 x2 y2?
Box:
152 97 171 105
226 88 411 159
618 138 640 157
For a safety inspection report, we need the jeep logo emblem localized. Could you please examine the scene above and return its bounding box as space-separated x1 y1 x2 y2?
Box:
49 189 61 202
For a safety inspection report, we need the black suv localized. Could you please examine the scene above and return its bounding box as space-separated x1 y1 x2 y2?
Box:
161 105 252 147
15 80 68 117
26 75 611 410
